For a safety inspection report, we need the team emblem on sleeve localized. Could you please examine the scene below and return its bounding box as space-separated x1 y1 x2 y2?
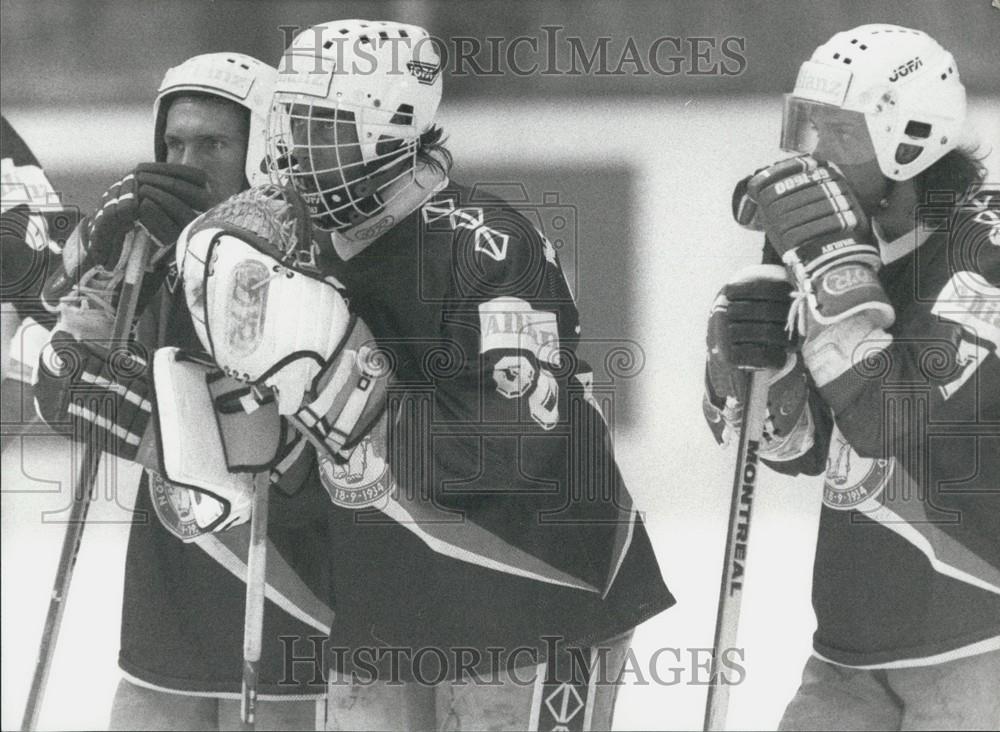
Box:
318 433 394 509
421 197 512 262
823 427 892 510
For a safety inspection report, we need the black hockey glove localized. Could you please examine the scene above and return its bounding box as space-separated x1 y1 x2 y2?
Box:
34 331 154 461
708 265 796 371
90 163 213 263
703 265 813 457
45 163 213 300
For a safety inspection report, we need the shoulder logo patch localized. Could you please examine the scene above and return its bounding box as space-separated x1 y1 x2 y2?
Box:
422 199 512 262
474 226 509 261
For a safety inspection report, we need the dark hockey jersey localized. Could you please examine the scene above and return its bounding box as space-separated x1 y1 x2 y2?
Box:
751 190 1000 667
118 277 336 697
5 119 335 696
309 182 674 664
1 117 74 445
0 116 72 327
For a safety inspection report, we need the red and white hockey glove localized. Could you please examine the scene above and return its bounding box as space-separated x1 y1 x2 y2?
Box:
737 156 895 337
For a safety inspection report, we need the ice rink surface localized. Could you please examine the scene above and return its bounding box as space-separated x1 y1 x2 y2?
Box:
3 97 998 731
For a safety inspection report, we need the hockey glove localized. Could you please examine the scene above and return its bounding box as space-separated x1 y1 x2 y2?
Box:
45 163 213 301
737 156 895 336
150 347 292 541
34 330 154 461
708 264 796 370
704 265 815 461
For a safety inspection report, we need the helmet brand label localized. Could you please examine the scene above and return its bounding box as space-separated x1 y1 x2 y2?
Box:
888 56 923 83
406 60 441 85
277 52 334 98
822 263 876 296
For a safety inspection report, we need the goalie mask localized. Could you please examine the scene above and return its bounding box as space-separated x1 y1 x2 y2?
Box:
781 24 966 181
154 52 278 187
265 20 443 237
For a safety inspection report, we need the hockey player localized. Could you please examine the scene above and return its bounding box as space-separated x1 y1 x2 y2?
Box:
32 54 334 729
704 25 999 729
174 19 675 731
1 116 75 442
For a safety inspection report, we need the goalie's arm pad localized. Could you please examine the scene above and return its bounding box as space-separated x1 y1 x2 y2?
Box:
1 116 73 328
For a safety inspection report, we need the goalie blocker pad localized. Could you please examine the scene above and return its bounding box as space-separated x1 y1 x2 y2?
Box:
151 347 286 541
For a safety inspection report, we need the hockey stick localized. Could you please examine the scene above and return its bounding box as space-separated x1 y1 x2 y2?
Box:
20 228 153 732
703 367 772 732
241 474 270 728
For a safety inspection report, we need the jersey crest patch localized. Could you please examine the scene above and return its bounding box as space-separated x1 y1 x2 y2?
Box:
318 434 393 509
492 355 536 399
823 426 892 510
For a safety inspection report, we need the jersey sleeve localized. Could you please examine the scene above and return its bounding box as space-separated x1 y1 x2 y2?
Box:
1 116 76 326
439 200 581 432
407 195 632 592
812 193 1000 458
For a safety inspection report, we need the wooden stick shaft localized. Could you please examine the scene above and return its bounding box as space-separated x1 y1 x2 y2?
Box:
704 369 771 732
20 229 152 731
241 477 270 727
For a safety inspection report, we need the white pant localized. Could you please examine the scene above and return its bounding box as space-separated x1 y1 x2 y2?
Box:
109 679 323 731
779 650 1000 731
325 631 633 732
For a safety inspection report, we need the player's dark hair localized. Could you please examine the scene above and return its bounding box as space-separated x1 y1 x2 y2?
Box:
417 124 453 177
914 146 987 203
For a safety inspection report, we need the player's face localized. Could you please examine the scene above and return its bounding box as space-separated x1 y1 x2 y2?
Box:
287 104 365 193
782 98 887 213
810 110 886 212
163 97 248 203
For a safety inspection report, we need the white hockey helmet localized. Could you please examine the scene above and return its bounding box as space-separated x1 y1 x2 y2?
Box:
266 19 443 232
153 52 278 187
781 24 967 181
